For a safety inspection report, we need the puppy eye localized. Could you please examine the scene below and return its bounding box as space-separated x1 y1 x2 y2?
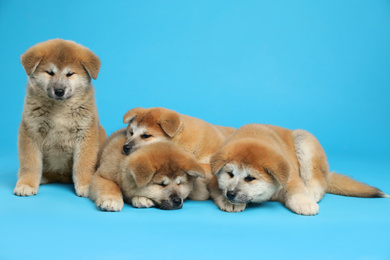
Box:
227 171 234 178
66 72 74 77
158 183 167 187
46 71 55 76
141 134 152 139
130 131 134 136
244 175 256 182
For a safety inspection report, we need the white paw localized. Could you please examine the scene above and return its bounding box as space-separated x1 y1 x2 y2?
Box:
14 184 38 196
214 195 246 213
285 193 319 216
75 185 89 197
131 196 155 208
96 198 124 212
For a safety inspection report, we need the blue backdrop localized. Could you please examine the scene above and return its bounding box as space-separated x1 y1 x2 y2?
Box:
0 1 389 259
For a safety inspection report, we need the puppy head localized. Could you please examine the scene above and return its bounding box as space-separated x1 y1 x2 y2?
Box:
121 107 184 155
123 142 205 210
21 39 100 101
210 139 288 205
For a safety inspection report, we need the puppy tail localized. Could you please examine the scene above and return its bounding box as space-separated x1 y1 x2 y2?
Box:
326 172 389 198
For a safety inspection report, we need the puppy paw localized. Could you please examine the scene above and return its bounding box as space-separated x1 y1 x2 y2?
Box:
96 198 124 212
214 195 246 213
14 184 38 196
131 196 155 208
75 185 89 197
285 193 319 216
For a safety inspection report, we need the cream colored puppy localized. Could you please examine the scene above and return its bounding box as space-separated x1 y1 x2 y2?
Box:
210 124 388 215
90 129 206 211
14 39 106 197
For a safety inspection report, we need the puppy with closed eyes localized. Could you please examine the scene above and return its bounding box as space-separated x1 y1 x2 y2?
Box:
14 39 106 197
209 124 388 215
89 129 206 211
120 107 235 200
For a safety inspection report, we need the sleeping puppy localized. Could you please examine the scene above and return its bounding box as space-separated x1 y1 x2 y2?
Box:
209 124 388 215
14 39 107 197
121 107 235 163
89 129 206 211
121 107 234 201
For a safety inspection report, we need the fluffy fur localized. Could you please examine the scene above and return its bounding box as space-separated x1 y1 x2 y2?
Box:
121 107 235 200
89 129 206 211
209 124 388 215
14 39 107 197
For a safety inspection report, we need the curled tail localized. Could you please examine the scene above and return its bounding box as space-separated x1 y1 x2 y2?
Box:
326 172 389 198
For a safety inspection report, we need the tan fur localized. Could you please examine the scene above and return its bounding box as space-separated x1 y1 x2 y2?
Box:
209 124 388 215
14 39 106 197
122 107 234 161
89 129 206 211
121 107 234 200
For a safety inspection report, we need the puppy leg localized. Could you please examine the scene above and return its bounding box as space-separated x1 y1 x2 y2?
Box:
14 123 42 196
89 173 124 212
209 176 246 212
73 122 100 197
292 130 329 202
283 178 319 216
188 178 210 201
188 164 212 201
131 197 155 208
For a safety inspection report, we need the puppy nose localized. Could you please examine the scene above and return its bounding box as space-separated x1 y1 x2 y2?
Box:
226 190 236 200
122 144 131 155
54 88 65 97
172 197 182 207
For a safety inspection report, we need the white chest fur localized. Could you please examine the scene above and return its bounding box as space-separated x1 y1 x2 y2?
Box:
23 96 93 173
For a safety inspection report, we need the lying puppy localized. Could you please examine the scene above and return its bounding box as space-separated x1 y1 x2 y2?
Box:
121 107 235 200
122 107 234 162
89 129 206 211
14 39 107 197
209 124 388 215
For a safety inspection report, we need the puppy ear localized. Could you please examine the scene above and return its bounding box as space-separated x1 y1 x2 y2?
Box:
183 160 206 179
80 48 101 80
128 155 156 187
210 149 228 175
263 159 290 187
157 110 183 137
20 46 43 75
123 107 145 124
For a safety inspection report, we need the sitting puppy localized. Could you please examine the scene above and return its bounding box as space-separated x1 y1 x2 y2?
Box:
89 129 206 211
209 124 388 215
14 39 107 197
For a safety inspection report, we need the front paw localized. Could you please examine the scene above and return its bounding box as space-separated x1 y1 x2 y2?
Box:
75 185 89 197
285 193 319 216
131 196 155 208
96 198 124 212
14 184 38 196
214 195 246 213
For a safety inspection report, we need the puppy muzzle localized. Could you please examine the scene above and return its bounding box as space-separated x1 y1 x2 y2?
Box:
226 190 248 204
122 141 138 155
156 196 183 210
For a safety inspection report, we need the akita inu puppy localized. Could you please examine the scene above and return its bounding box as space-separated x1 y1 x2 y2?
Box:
89 129 206 211
121 107 235 200
121 107 234 161
209 124 388 215
14 39 107 197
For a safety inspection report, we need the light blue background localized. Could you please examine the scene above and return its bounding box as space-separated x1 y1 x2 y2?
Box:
0 1 389 259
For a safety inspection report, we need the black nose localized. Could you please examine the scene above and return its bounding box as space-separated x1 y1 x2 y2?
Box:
172 197 182 207
122 144 131 155
54 88 65 97
226 190 236 200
